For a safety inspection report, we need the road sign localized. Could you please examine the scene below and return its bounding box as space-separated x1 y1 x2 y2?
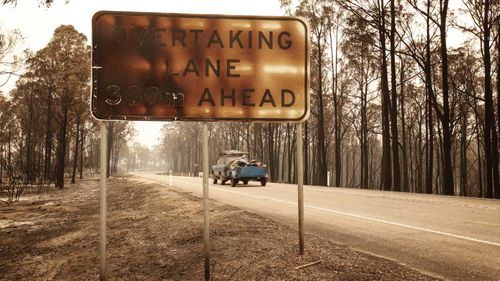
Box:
92 11 309 122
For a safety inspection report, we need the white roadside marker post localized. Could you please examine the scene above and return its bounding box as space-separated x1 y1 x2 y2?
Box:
99 123 107 280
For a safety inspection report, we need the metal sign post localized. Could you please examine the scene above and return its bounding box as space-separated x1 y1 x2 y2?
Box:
297 123 304 255
91 11 310 279
99 122 108 280
202 123 210 280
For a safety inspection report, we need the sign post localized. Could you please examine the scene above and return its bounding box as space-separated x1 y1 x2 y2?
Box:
202 123 210 279
296 123 304 255
99 123 108 280
92 11 309 280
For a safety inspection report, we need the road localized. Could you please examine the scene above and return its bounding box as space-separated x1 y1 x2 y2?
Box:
137 173 500 280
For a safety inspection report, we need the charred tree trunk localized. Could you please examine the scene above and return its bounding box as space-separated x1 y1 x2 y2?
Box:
316 38 328 186
79 123 84 179
379 1 392 191
55 107 68 189
71 115 80 184
424 1 434 194
418 115 424 193
474 98 483 197
460 103 468 196
497 20 500 144
330 23 342 187
106 122 114 178
390 0 401 191
360 54 369 189
304 121 309 185
439 0 454 195
482 0 499 198
25 90 34 182
400 58 409 192
44 90 53 181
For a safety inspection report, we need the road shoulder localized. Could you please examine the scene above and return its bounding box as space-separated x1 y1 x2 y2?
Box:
0 177 440 280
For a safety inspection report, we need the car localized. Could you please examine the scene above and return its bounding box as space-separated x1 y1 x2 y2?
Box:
211 150 268 187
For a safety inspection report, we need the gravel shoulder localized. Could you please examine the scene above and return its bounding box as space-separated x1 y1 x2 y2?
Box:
0 176 440 280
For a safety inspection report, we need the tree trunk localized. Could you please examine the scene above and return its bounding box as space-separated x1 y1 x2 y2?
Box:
400 58 409 192
474 99 483 197
424 1 435 194
79 122 84 179
55 107 68 189
304 121 309 185
25 91 34 182
460 103 467 196
497 20 500 145
106 122 114 178
330 23 342 187
417 115 424 193
44 90 53 181
71 115 80 184
379 0 392 191
316 38 328 186
482 0 499 198
439 0 454 195
390 0 401 191
361 56 369 189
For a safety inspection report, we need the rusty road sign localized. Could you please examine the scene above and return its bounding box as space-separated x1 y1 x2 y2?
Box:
92 11 310 122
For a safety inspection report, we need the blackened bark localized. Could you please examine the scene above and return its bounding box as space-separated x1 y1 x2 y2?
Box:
425 1 434 194
497 21 500 147
482 0 500 198
439 0 454 195
400 59 409 192
79 123 84 179
460 101 468 196
390 0 401 191
71 115 80 184
25 90 34 182
316 38 328 186
330 24 342 187
379 1 392 191
55 107 68 189
44 90 52 181
106 122 113 178
418 116 424 193
304 121 309 185
426 89 434 195
474 99 483 197
362 73 369 189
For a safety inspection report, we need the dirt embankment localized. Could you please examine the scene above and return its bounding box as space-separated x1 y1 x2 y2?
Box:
0 177 439 280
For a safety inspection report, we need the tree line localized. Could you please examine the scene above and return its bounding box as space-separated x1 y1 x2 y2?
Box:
2 0 500 200
160 0 500 199
0 24 137 202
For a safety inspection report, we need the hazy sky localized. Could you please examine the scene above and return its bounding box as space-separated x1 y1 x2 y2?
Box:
0 0 284 148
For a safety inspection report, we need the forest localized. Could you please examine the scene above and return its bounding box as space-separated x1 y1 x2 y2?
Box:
160 0 500 199
1 0 500 203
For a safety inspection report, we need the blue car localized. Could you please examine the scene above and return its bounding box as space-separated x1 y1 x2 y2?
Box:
212 150 268 187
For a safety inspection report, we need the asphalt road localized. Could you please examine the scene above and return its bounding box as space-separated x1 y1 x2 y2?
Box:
137 173 500 280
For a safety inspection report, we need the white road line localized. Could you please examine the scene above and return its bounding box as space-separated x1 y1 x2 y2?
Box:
157 176 500 248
